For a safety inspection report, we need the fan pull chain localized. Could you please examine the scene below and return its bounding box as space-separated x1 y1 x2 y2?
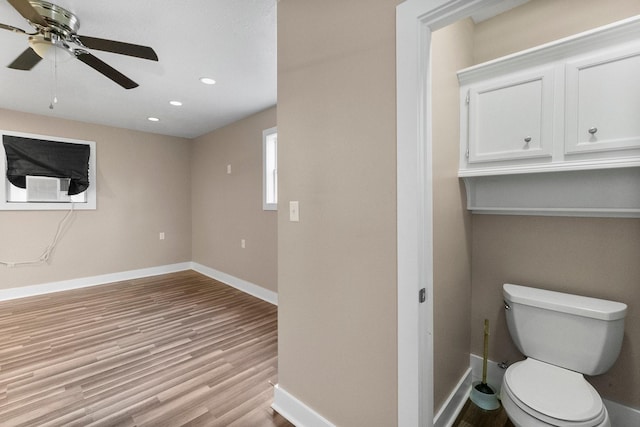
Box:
49 47 59 110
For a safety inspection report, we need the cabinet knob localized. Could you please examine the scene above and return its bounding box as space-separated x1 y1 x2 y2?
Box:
588 127 598 135
524 136 532 143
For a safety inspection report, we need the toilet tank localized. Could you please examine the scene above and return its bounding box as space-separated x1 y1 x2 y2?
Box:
503 284 627 376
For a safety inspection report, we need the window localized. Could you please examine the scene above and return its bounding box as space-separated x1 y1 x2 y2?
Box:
263 127 277 210
1 130 96 210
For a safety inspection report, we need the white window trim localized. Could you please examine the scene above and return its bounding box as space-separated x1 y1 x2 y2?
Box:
262 126 277 211
0 129 96 211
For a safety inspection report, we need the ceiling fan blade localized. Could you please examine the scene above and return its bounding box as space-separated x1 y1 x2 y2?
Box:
76 35 158 61
0 22 27 34
8 47 42 70
7 0 49 27
75 51 139 89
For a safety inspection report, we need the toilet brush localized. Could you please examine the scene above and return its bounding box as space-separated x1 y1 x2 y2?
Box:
470 319 500 410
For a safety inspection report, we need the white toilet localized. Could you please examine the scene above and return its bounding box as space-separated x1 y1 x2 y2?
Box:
501 283 627 427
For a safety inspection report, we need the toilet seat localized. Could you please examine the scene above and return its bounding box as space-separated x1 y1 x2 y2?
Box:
502 359 607 426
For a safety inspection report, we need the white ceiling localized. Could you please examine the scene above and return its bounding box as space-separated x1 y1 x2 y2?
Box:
0 0 277 139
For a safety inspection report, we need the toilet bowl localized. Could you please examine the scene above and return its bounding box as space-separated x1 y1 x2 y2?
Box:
501 359 609 427
501 284 626 427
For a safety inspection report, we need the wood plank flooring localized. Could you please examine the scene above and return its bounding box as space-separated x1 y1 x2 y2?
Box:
0 270 293 427
453 398 515 427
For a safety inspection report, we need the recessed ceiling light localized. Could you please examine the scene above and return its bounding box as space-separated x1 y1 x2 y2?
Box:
148 117 160 122
169 100 183 106
199 77 216 85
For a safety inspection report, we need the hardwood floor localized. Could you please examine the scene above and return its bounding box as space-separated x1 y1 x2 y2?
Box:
453 398 515 427
0 270 293 427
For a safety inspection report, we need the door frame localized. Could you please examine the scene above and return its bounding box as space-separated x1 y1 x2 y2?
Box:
396 1 507 425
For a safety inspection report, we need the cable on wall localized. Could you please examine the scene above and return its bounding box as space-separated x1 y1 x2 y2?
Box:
0 204 75 268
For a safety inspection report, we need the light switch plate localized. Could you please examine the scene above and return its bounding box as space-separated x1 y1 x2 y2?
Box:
289 201 299 222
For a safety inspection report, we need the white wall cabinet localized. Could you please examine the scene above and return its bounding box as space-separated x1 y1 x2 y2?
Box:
457 16 640 217
466 67 554 163
565 44 640 155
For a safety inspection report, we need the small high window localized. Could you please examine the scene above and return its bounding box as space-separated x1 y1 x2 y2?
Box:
263 127 277 210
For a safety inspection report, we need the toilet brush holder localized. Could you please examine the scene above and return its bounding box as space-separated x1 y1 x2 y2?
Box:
470 381 500 410
470 319 501 410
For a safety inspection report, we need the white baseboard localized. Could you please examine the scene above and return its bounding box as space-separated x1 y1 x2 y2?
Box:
469 353 640 426
190 262 278 306
434 367 472 427
272 384 335 427
605 398 640 426
0 262 278 307
0 262 192 302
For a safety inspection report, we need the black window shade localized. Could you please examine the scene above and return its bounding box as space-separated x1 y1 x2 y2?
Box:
3 135 90 195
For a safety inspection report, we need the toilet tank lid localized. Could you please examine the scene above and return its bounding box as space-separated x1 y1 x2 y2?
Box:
503 284 627 321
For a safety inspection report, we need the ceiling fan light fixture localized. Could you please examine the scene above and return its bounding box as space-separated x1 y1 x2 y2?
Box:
28 36 73 62
169 100 183 106
4 0 158 89
147 117 160 122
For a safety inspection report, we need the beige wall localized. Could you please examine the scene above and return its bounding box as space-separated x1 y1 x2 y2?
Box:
470 0 640 408
0 108 192 289
473 0 640 64
472 216 640 407
431 19 475 412
191 107 277 292
277 1 399 425
0 106 278 294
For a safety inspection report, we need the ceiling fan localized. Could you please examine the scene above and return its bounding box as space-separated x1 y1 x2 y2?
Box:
0 0 158 89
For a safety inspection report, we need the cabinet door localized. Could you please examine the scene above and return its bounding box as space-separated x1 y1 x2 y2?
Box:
467 68 554 163
565 43 640 154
